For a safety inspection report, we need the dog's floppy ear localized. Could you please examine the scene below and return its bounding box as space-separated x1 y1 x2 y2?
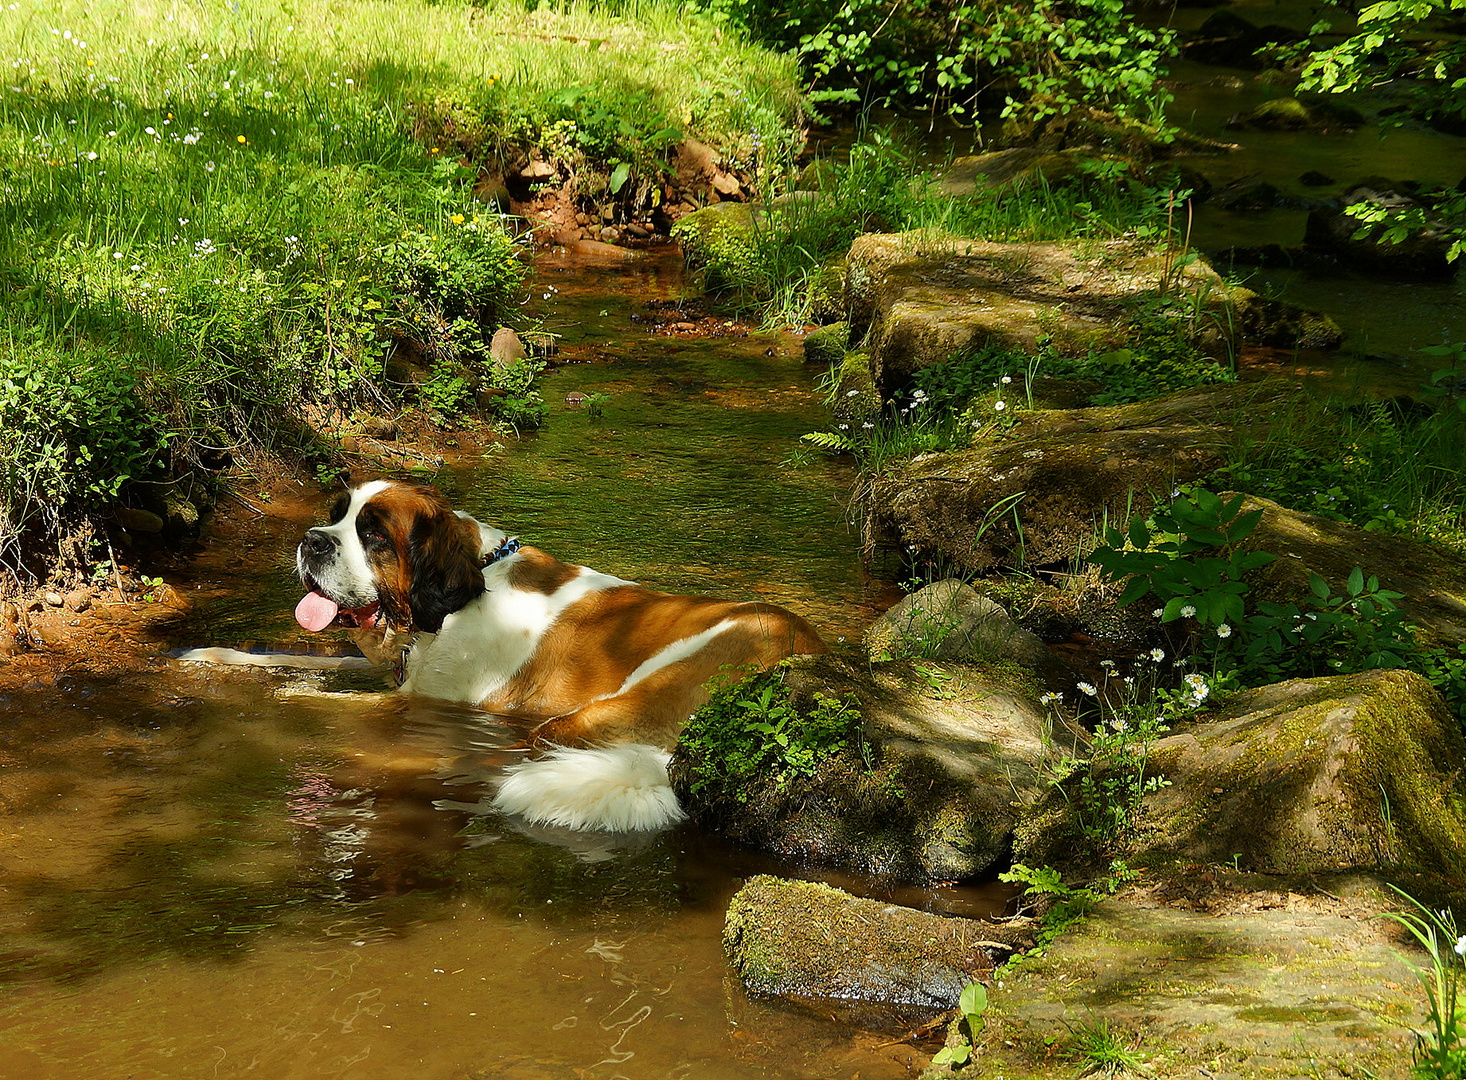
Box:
406 507 486 633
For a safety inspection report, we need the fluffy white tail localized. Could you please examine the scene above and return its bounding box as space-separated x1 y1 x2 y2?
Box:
493 743 686 833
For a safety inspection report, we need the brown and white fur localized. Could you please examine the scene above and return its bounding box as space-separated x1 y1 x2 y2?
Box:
291 480 825 831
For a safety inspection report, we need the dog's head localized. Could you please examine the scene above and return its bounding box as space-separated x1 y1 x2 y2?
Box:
295 481 486 635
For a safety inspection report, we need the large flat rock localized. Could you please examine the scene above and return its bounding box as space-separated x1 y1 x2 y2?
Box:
845 233 1236 391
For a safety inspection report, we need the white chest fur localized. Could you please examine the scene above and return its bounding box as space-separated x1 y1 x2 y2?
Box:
399 556 630 705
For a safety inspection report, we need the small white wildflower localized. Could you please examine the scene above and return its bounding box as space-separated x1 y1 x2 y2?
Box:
1148 648 1165 662
1110 718 1129 733
1152 608 1164 618
1039 692 1060 705
1454 935 1466 958
1000 375 1012 384
144 125 156 135
846 389 859 398
183 132 198 145
1100 659 1116 669
994 400 1006 412
1077 681 1098 697
1180 604 1197 618
1217 623 1233 639
862 421 874 430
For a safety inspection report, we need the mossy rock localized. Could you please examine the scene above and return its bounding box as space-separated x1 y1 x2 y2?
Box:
724 875 996 1005
864 580 1075 689
934 149 1098 196
1018 670 1466 877
845 232 1238 392
870 382 1299 575
806 256 849 323
1229 287 1345 349
828 350 879 425
1225 97 1364 132
802 321 850 368
670 653 1086 883
1237 494 1466 646
670 201 759 289
982 892 1419 1079
1304 185 1457 278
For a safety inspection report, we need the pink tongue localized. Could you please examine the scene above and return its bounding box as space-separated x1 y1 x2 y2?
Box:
295 590 341 632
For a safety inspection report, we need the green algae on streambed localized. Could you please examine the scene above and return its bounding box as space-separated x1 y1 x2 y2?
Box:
0 248 1004 1080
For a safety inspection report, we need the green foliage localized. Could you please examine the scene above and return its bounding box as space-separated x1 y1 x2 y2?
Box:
0 334 168 572
680 664 864 802
1089 488 1274 627
1386 887 1466 1079
704 0 1176 131
997 863 1106 954
1239 569 1418 682
1093 486 1466 725
1219 361 1466 553
1292 0 1466 263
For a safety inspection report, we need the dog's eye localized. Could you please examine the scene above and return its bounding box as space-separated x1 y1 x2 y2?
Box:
361 528 386 542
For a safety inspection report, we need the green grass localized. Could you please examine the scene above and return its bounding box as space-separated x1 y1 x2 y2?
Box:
0 0 804 579
1216 375 1466 556
676 133 1187 326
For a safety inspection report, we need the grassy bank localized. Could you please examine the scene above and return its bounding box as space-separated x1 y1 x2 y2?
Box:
0 0 804 581
674 136 1189 325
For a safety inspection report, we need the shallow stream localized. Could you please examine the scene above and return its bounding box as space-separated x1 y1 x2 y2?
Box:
0 248 1014 1080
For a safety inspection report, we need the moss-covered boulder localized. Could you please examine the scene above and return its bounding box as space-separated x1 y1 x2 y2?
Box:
1225 97 1364 132
1238 494 1466 646
670 654 1086 883
934 149 1094 195
1229 287 1346 349
806 256 849 323
671 201 758 289
724 875 1000 1006
864 580 1075 689
870 382 1299 575
1018 670 1466 877
802 321 850 367
844 232 1238 392
826 349 880 427
979 891 1419 1079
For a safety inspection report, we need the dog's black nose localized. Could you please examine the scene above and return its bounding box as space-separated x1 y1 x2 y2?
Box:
301 528 336 557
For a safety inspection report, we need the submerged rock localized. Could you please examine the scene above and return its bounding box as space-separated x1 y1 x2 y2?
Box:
1225 97 1364 132
870 382 1297 574
845 232 1237 392
1020 670 1466 877
1229 288 1345 348
671 653 1086 883
1304 184 1458 277
724 875 1012 1006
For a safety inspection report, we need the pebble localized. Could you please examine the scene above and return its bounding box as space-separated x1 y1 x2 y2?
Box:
44 591 64 607
64 589 91 613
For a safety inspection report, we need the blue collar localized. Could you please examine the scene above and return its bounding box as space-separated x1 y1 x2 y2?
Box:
485 536 521 564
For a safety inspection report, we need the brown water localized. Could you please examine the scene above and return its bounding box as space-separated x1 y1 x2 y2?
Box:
0 248 1006 1080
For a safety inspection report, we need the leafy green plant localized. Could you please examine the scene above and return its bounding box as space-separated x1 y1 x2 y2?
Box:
930 980 990 1070
1385 887 1466 1079
1239 569 1418 681
704 0 1176 131
1089 488 1274 626
680 664 863 801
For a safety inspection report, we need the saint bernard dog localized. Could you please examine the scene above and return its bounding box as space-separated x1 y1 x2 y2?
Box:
293 480 826 833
